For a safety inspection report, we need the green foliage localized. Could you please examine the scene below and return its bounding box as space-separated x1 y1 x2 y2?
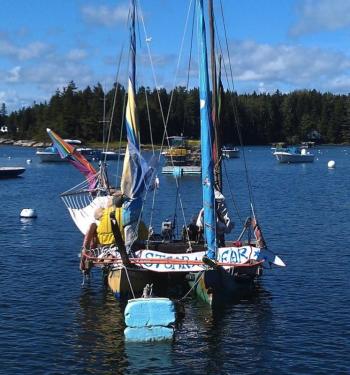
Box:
3 83 350 144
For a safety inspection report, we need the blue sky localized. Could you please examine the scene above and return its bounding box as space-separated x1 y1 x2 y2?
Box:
1 0 350 112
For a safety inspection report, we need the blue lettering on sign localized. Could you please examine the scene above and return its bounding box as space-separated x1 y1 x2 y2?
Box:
221 250 229 263
217 247 253 264
175 255 190 270
165 257 174 270
239 248 248 261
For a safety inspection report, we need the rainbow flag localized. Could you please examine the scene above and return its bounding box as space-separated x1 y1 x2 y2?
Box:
46 128 97 190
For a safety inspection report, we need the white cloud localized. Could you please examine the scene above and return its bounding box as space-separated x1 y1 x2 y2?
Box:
66 48 88 61
228 40 350 92
290 0 350 36
0 37 49 61
6 66 21 82
81 4 129 27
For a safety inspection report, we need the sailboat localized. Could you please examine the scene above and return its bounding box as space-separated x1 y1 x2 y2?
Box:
181 0 285 305
53 0 284 304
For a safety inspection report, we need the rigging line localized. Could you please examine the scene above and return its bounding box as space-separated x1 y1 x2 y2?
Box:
222 158 244 225
132 20 155 155
146 184 158 249
213 15 233 92
122 265 136 299
138 0 194 247
144 89 155 154
157 0 194 160
219 0 257 216
61 170 101 195
185 1 196 91
178 271 205 301
172 181 180 237
183 1 196 136
104 44 125 165
116 90 127 186
138 0 194 162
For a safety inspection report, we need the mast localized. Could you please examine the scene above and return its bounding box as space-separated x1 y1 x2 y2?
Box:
198 0 217 260
121 0 140 197
208 0 222 191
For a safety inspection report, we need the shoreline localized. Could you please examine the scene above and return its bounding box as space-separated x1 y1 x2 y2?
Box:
1 137 349 149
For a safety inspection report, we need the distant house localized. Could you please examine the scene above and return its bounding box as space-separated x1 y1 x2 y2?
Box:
307 129 321 141
0 126 8 134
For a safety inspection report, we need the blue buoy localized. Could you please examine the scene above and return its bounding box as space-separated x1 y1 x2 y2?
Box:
125 297 176 327
124 297 176 342
124 326 174 342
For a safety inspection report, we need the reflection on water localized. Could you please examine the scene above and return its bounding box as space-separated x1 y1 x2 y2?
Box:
125 342 174 374
74 281 273 374
76 284 175 374
172 284 274 374
75 285 128 373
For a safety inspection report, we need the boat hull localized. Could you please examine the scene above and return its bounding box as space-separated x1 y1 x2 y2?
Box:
222 149 240 158
0 167 25 178
100 151 125 160
188 263 261 306
36 149 95 162
107 266 155 299
274 152 314 163
162 165 201 175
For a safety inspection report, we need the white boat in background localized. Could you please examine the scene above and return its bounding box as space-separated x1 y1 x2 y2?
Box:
100 150 125 161
274 146 315 163
36 139 96 162
162 136 201 176
222 145 239 158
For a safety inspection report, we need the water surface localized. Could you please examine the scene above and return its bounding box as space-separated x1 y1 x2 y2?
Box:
0 145 349 374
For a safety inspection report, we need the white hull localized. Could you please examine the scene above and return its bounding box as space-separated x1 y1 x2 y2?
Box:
36 149 94 162
274 151 314 163
36 151 67 162
222 149 239 158
162 165 201 175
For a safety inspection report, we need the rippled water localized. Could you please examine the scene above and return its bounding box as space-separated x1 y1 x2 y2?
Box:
0 145 349 374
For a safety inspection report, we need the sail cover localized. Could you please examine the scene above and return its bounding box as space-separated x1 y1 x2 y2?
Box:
47 128 98 190
198 0 217 259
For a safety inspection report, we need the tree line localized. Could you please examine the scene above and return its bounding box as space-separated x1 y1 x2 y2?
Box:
1 80 350 145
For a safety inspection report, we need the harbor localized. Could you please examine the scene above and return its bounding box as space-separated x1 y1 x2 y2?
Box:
1 144 349 373
1 0 350 373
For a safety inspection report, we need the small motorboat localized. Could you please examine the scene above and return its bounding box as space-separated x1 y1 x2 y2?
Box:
222 145 240 158
0 167 26 178
274 146 315 163
36 139 95 162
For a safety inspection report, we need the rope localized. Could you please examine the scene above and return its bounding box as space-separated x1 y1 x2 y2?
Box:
218 0 257 219
137 0 194 249
122 265 136 299
104 44 124 165
178 271 205 301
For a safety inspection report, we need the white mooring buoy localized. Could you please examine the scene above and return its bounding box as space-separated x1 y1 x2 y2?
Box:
328 160 336 169
26 159 32 164
20 208 37 218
